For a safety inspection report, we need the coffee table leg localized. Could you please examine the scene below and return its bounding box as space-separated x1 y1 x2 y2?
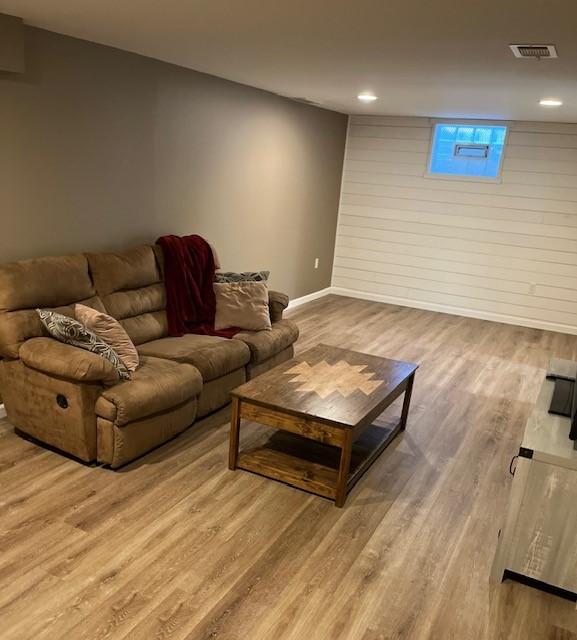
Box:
335 430 353 508
399 372 415 431
228 397 241 470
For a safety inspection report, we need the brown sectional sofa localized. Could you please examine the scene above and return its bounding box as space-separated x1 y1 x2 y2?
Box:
0 244 298 467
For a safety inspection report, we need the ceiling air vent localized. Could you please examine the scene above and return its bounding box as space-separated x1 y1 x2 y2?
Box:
509 44 558 59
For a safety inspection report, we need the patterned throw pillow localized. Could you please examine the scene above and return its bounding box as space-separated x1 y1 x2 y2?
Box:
215 270 270 283
37 309 131 381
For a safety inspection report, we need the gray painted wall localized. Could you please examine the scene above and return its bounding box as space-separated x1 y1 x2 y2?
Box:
0 27 347 298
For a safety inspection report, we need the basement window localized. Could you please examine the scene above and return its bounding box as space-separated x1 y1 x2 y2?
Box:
427 122 508 181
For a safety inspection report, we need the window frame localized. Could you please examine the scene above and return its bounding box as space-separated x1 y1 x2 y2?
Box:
424 119 510 184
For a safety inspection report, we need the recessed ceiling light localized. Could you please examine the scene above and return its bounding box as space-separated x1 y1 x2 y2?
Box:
540 98 563 107
358 93 378 103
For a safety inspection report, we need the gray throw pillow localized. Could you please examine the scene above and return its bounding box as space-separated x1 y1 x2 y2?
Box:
37 309 131 381
215 270 270 283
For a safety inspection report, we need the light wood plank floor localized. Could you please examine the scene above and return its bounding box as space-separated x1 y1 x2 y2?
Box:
1 295 577 639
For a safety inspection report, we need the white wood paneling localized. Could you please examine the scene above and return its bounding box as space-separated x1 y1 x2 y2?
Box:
333 115 577 333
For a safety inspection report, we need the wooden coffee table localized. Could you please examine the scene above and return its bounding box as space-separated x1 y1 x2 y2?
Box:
228 344 418 507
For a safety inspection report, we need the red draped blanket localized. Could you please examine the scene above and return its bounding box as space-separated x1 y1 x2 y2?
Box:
156 234 239 338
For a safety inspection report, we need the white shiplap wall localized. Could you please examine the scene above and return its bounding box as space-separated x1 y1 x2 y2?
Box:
332 115 577 334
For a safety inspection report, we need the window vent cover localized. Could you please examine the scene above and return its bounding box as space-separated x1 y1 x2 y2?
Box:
509 44 558 59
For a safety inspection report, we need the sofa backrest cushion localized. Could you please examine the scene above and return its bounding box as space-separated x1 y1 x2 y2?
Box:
0 254 104 359
86 245 168 345
0 254 95 312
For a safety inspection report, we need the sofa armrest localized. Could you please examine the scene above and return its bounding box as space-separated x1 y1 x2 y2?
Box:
19 338 120 385
268 290 289 323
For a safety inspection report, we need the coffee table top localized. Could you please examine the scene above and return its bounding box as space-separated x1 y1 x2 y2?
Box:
232 344 418 429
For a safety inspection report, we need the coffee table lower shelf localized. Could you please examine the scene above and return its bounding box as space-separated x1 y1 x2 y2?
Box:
236 422 401 504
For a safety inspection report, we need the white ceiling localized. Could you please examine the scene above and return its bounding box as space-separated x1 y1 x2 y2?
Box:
2 0 577 122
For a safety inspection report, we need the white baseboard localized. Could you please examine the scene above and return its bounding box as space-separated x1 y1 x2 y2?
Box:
0 404 6 419
288 287 333 309
330 286 577 336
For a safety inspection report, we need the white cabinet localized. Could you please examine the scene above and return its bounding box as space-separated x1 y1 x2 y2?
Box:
492 359 577 596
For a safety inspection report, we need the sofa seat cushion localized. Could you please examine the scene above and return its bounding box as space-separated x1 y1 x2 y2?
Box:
235 319 299 365
95 356 202 426
137 335 250 382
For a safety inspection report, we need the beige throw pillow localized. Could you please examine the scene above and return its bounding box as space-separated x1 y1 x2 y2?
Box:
75 304 139 371
213 282 271 331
